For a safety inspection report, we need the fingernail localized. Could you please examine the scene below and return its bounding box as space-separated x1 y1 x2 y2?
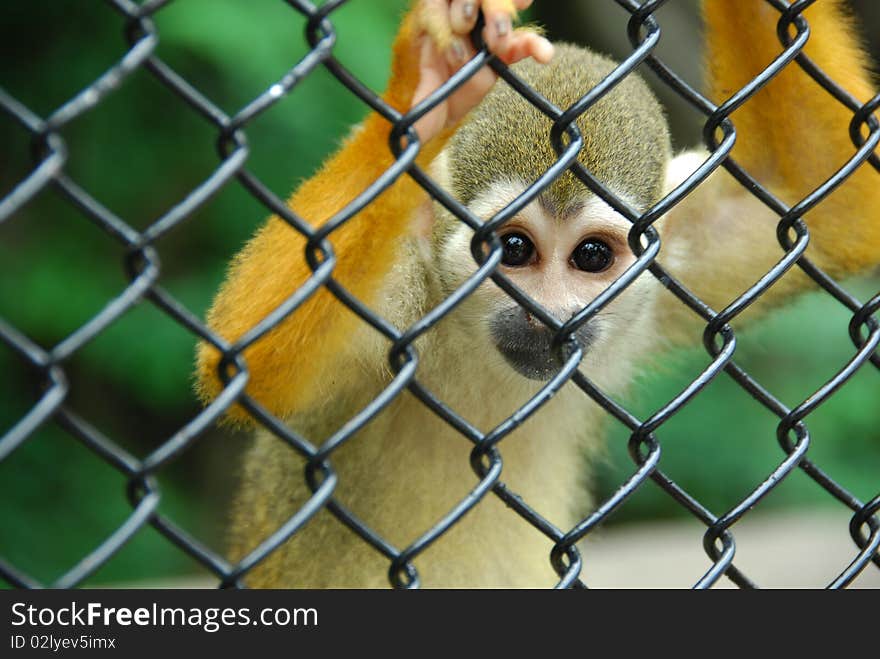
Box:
462 2 475 20
452 39 467 62
495 17 510 38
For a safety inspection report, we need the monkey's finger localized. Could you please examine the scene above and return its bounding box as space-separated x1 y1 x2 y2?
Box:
497 27 554 66
440 1 480 71
445 35 476 70
450 0 532 36
481 0 518 53
417 0 455 52
412 36 451 142
449 0 479 35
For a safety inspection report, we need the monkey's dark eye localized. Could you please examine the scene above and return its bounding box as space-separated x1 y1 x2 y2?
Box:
500 233 535 267
572 238 614 273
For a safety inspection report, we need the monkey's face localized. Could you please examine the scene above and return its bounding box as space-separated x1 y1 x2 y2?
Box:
435 179 652 383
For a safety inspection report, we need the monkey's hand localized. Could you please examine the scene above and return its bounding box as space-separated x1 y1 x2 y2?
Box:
390 0 554 143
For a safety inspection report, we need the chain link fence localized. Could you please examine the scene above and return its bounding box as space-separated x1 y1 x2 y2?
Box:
1 0 879 589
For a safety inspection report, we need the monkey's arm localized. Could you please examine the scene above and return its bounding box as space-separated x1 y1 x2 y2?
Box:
195 1 552 423
658 0 878 334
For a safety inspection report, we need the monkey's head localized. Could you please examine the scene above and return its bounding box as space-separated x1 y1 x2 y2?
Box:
431 44 671 382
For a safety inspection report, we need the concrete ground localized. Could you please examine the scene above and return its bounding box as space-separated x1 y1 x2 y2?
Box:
580 510 880 588
124 510 879 589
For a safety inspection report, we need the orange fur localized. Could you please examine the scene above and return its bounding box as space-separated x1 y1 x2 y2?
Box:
703 0 879 274
195 7 452 422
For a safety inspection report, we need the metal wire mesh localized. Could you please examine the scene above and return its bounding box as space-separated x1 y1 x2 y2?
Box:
1 0 878 589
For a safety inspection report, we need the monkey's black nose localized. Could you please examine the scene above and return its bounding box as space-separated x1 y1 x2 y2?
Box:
489 306 597 381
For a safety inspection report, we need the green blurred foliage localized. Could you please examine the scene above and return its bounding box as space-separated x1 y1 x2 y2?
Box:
0 0 410 586
597 277 880 522
0 1 878 586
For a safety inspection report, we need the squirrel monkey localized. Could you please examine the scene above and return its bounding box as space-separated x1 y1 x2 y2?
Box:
196 0 879 587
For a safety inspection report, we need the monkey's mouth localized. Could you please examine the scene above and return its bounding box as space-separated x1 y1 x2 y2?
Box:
489 307 598 381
